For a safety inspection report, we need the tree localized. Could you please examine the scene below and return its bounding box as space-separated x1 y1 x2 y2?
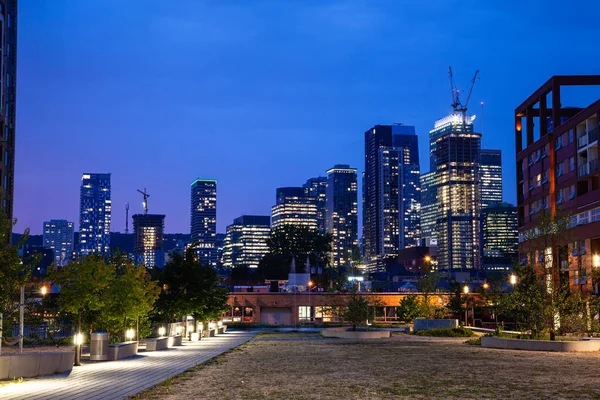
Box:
101 254 160 340
397 296 427 323
48 255 113 334
0 216 35 338
257 225 332 280
154 248 229 324
343 292 370 331
417 261 440 318
499 210 582 339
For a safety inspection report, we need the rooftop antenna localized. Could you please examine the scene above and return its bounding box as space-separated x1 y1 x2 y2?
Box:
137 188 150 214
125 203 129 233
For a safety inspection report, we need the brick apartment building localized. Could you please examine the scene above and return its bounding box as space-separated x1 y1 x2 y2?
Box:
515 76 600 293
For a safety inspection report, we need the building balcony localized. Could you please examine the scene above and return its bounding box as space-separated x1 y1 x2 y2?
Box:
578 135 588 148
578 158 599 178
590 127 598 145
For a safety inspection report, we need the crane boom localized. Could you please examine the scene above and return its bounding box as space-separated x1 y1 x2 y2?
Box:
463 70 479 111
137 188 150 214
449 66 456 109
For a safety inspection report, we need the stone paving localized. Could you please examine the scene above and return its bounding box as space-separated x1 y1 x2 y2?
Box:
0 331 255 400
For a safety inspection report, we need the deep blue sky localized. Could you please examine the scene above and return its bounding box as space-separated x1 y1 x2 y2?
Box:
15 0 600 235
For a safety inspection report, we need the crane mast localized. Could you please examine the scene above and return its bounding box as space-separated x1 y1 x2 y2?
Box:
448 66 479 129
137 188 150 215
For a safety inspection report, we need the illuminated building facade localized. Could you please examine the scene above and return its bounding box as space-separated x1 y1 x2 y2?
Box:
0 1 17 220
303 177 327 233
190 179 217 267
133 214 165 269
482 202 518 259
326 164 358 268
43 219 74 266
420 171 438 246
481 149 503 208
223 215 270 269
363 124 420 272
79 173 111 257
432 114 482 270
515 76 600 293
271 187 318 230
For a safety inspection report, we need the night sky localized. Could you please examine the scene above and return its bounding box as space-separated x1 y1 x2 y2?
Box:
15 0 600 235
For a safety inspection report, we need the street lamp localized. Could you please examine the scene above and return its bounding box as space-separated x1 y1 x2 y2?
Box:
40 286 48 296
463 285 469 326
74 333 84 366
510 274 517 286
482 283 489 290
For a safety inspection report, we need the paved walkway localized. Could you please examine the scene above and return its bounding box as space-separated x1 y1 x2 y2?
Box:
0 331 255 400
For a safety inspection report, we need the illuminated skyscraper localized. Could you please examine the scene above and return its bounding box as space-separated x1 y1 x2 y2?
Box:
432 114 482 270
0 1 17 219
480 149 503 208
271 187 318 230
303 177 327 233
190 179 217 267
223 215 271 269
326 165 358 268
43 219 74 266
133 214 165 269
482 202 518 260
420 171 438 246
79 173 111 257
363 124 420 272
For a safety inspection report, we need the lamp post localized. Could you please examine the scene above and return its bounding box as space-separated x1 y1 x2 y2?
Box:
308 280 314 323
463 285 469 326
74 333 83 366
509 274 517 331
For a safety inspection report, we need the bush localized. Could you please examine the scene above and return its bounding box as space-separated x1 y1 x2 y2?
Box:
397 296 427 323
413 327 476 337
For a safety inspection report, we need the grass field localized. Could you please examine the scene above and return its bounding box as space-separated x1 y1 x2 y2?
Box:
134 332 600 399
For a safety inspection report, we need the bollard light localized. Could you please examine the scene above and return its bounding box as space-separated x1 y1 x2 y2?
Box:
74 333 84 367
126 329 135 341
41 286 48 296
510 274 517 286
158 327 166 337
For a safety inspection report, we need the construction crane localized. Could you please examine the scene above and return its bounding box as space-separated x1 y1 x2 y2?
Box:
125 202 129 233
448 66 479 127
137 188 150 214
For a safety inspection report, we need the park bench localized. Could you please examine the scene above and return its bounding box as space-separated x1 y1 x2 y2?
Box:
108 341 138 360
145 337 168 351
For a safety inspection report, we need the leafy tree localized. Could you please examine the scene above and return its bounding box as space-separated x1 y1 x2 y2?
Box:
154 248 229 324
417 261 440 318
0 216 32 335
498 211 582 339
397 296 427 323
100 254 160 340
257 225 332 280
343 292 370 331
48 255 113 334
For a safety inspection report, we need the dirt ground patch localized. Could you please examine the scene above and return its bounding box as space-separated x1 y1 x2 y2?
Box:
134 333 600 400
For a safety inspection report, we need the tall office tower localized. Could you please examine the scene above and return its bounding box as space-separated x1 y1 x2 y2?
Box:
271 187 318 230
420 171 438 246
132 214 165 269
42 219 74 266
215 233 226 268
223 215 271 269
190 179 217 267
363 124 420 271
481 149 503 208
79 173 111 257
0 1 17 220
303 177 327 233
482 202 518 259
326 165 358 268
432 114 482 270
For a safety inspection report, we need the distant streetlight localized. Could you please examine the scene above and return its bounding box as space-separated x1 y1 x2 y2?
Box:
424 255 431 263
482 283 489 290
40 286 48 296
463 285 470 327
510 274 517 286
463 285 469 294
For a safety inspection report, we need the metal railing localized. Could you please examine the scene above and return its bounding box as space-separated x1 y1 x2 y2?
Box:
578 134 588 148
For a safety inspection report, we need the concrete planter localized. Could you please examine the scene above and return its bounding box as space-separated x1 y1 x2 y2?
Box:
189 332 201 342
0 352 74 380
481 336 600 352
146 337 169 351
321 327 391 339
108 341 139 360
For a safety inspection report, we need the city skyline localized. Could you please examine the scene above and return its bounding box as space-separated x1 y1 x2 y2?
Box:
14 1 600 235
